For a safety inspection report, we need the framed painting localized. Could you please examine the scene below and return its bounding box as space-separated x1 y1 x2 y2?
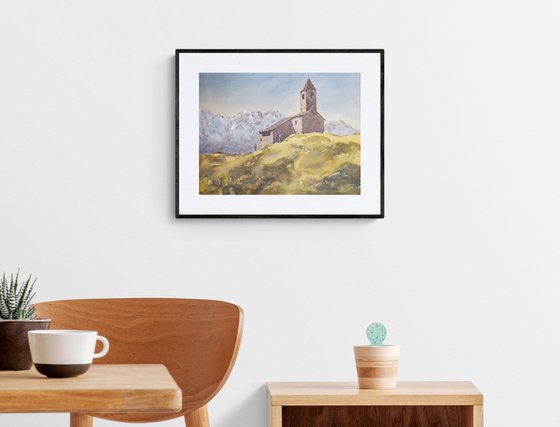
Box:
175 49 384 218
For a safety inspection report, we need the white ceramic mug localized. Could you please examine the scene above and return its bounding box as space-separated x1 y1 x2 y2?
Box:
28 329 109 377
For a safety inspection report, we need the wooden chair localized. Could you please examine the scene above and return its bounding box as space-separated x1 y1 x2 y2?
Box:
34 298 243 427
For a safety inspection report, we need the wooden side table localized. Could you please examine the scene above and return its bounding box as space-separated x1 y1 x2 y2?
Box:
268 382 483 427
0 364 181 413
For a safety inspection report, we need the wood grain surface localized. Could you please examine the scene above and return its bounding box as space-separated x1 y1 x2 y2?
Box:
0 364 181 413
473 405 484 427
282 405 472 427
354 345 400 390
268 382 483 406
35 298 243 423
70 413 93 427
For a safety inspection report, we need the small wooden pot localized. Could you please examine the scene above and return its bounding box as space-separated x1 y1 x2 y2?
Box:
354 345 400 390
0 319 51 370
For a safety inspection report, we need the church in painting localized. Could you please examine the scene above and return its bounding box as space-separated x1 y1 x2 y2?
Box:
258 78 325 148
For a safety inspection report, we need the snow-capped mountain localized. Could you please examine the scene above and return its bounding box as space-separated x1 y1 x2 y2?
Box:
199 110 283 154
199 110 360 154
324 120 360 136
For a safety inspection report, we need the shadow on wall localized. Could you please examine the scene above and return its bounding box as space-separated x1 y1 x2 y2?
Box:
168 55 176 217
216 385 267 427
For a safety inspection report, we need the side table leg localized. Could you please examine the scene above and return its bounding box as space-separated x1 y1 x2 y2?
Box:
269 405 282 427
472 405 483 427
70 413 93 427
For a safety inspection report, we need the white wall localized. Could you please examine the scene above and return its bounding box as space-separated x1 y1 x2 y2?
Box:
1 1 559 426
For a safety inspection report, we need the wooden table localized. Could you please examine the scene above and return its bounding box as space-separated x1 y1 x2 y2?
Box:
268 382 483 427
0 364 182 414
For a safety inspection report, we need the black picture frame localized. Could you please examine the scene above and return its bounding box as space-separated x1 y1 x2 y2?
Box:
175 49 384 218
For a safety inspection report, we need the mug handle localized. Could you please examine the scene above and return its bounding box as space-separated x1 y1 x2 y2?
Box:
93 335 110 359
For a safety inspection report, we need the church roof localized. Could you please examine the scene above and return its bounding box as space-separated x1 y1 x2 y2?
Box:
260 111 307 133
301 77 316 91
259 109 324 134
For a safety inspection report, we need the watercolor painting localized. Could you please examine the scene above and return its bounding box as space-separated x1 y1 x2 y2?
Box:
176 50 384 217
198 73 361 195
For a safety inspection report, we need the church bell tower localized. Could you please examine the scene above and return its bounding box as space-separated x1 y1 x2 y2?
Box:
300 77 317 112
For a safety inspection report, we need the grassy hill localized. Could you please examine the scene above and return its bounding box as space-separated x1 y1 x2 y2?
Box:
199 133 360 195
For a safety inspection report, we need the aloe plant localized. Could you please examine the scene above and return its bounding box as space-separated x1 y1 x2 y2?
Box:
0 271 37 320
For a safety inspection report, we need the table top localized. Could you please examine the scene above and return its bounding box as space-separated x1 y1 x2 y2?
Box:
0 364 182 413
267 381 483 406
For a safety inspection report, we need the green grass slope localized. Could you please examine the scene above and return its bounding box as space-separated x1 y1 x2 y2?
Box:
199 133 360 195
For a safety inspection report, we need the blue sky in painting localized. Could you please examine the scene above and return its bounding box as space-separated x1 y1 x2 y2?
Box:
199 73 361 129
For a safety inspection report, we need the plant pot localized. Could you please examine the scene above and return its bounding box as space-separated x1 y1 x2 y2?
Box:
354 345 400 390
0 319 51 370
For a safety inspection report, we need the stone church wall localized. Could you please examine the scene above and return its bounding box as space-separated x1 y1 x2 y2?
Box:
292 117 303 134
302 111 325 133
259 134 273 149
300 90 317 113
272 121 295 143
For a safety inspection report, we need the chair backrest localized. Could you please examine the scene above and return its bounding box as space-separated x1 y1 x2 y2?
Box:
34 298 243 423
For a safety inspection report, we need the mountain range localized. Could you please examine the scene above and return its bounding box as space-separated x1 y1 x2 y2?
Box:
199 110 359 154
324 120 360 137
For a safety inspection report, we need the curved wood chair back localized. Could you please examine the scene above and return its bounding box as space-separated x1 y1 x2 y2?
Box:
35 298 243 424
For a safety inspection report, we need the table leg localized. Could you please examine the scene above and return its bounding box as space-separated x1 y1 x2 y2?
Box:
472 405 483 427
269 405 282 427
185 405 210 427
70 413 93 427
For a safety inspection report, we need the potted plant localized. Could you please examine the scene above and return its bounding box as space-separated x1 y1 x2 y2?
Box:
354 322 400 390
0 271 50 370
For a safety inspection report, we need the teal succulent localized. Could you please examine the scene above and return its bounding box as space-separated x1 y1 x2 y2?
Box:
0 271 37 320
366 322 387 346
